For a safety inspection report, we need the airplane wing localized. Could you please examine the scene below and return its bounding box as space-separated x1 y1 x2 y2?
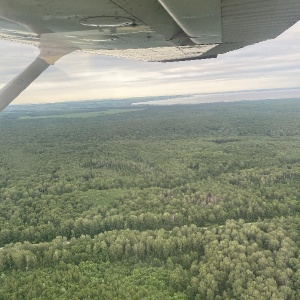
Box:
0 0 300 110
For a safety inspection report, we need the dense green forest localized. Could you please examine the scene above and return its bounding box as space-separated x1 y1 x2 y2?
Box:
1 98 300 299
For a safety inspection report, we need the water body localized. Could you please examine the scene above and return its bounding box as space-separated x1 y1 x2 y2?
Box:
133 88 300 106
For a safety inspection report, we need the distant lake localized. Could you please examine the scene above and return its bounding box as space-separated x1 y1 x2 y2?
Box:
132 89 300 105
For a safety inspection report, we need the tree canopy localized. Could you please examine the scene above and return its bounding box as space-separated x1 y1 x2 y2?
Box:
1 99 300 299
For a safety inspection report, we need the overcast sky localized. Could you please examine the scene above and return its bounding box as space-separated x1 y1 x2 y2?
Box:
1 21 300 105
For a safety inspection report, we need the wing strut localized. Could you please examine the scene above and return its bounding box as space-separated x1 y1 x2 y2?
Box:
0 46 75 112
